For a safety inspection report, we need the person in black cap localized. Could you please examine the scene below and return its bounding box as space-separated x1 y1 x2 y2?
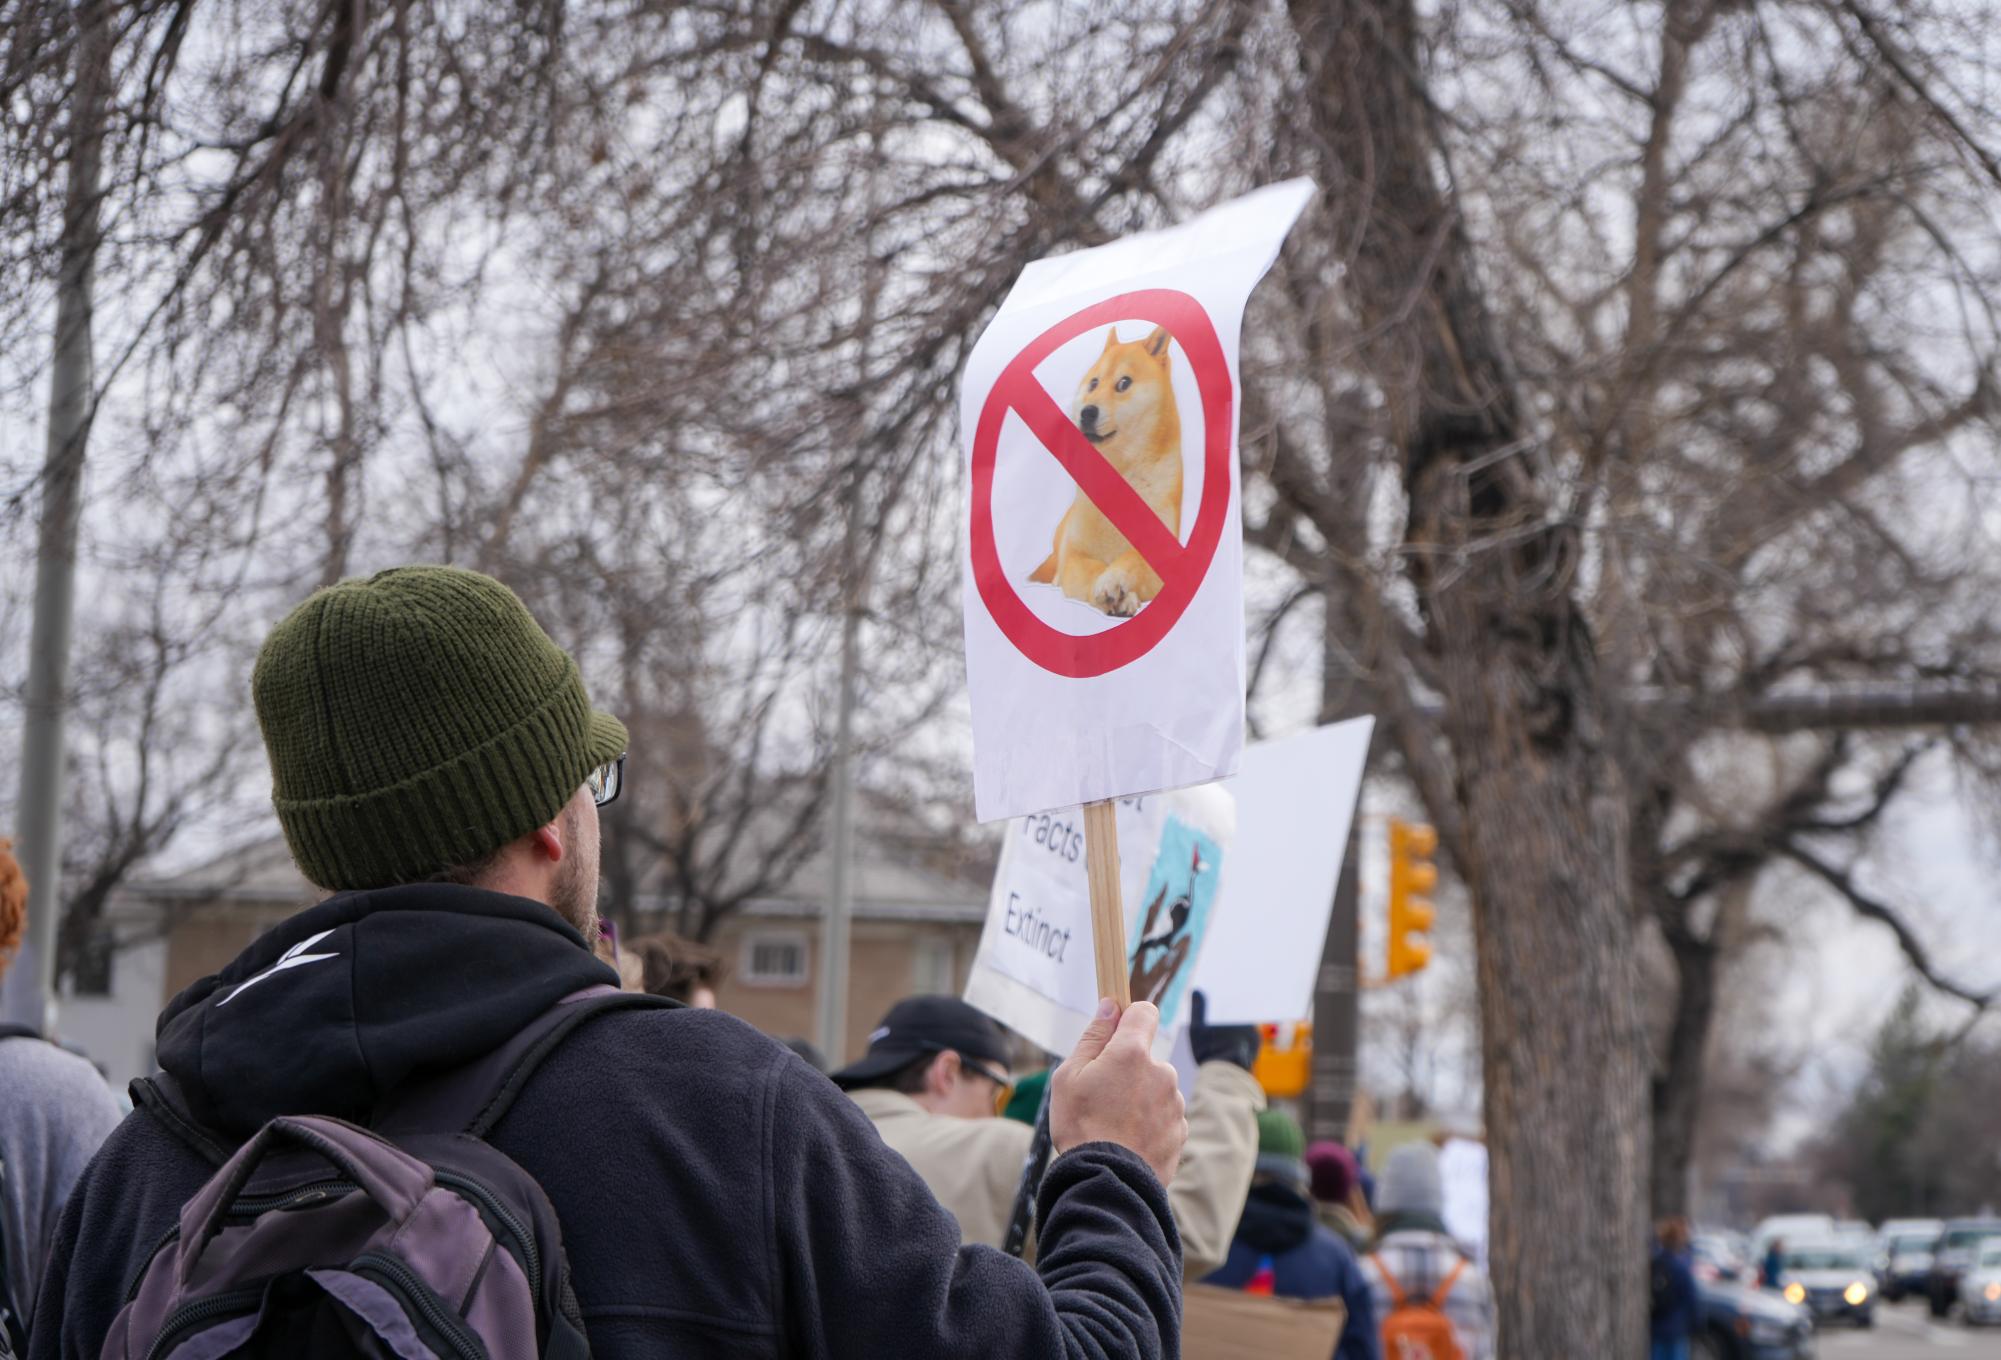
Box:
834 996 1020 1120
837 991 1267 1279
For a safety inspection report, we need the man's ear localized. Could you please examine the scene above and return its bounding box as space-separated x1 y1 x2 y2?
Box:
926 1050 961 1097
530 818 568 864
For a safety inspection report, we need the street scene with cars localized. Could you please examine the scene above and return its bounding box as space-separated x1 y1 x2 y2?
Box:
1684 1217 2001 1359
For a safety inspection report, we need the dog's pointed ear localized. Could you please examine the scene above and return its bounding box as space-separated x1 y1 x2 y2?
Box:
1144 326 1172 363
1101 326 1121 353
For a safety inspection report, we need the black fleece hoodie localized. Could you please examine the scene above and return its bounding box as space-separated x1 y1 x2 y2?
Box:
30 884 1182 1358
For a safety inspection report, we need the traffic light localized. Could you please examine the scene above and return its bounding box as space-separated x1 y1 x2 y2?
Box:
1386 818 1438 980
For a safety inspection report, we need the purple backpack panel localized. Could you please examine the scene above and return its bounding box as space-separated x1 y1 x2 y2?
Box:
102 1115 572 1360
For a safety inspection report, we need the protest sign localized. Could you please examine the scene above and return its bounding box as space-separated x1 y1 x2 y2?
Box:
964 786 1235 1059
964 718 1372 1052
1182 1286 1346 1360
960 179 1314 824
1186 716 1373 1023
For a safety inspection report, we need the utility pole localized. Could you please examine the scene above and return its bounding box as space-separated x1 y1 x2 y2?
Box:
1305 608 1369 1142
5 2 109 1033
815 471 862 1065
1305 833 1360 1142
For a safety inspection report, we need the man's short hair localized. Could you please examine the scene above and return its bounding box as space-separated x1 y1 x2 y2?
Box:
627 933 728 1004
846 1052 938 1096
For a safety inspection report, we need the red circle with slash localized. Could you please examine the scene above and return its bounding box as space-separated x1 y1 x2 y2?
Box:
968 288 1232 678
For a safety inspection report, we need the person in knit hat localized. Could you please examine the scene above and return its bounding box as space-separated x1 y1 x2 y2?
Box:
0 840 122 1349
1360 1142 1496 1360
1307 1139 1375 1249
30 566 1193 1360
1203 1109 1380 1360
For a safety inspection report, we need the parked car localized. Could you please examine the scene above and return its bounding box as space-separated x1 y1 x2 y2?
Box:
1775 1239 1876 1328
1878 1220 1943 1302
1693 1276 1815 1360
1959 1238 2001 1327
1693 1231 1753 1284
1929 1217 2001 1318
1753 1215 1837 1276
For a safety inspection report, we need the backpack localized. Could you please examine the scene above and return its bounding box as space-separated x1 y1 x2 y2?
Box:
0 1023 44 1360
1375 1256 1468 1360
104 988 671 1360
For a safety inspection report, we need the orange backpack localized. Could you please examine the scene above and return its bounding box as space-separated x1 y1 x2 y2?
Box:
1375 1257 1468 1360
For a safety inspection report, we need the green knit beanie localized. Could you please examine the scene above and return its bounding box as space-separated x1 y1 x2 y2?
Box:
252 566 628 890
1257 1108 1307 1162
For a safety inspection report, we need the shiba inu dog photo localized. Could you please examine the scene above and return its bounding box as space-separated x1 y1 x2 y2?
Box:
1027 324 1182 617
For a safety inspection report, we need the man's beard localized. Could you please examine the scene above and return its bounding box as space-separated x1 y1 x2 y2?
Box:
549 804 600 944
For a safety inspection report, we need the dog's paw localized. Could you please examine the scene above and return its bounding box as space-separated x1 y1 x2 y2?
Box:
1092 574 1141 617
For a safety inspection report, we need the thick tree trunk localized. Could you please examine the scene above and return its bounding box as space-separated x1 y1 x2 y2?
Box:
1288 3 1650 1354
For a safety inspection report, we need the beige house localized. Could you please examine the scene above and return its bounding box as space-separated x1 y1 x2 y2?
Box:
70 827 990 1092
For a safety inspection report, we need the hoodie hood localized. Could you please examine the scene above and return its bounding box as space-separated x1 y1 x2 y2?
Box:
1234 1180 1317 1256
156 882 617 1138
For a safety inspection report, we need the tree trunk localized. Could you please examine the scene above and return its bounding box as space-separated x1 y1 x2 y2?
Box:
1651 923 1718 1219
1288 3 1649 1353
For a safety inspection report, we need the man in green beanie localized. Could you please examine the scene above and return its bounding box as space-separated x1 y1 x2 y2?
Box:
251 564 628 933
32 565 1194 1360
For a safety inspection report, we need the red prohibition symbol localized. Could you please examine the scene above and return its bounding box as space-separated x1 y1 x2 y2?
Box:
969 288 1233 679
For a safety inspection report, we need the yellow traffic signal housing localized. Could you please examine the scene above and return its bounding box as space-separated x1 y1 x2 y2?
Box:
1250 1021 1312 1099
1386 819 1439 980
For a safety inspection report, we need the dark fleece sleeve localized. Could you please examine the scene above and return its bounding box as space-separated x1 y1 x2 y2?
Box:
764 1054 1182 1359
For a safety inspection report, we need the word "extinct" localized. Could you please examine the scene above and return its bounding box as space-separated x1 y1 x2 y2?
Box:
1003 891 1072 964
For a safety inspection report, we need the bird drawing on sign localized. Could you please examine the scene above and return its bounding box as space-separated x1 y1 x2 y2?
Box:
1128 844 1202 1008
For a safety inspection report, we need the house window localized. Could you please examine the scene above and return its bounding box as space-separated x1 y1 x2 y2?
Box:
741 931 809 986
73 927 115 997
912 935 955 994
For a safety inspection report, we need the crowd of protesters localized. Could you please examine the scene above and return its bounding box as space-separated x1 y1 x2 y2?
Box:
0 565 1504 1359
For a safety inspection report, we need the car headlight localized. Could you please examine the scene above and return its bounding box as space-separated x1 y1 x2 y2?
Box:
1784 1282 1806 1305
1845 1281 1870 1306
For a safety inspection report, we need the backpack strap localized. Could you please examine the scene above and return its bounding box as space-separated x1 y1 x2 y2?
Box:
1373 1255 1410 1309
371 986 680 1138
1429 1258 1469 1307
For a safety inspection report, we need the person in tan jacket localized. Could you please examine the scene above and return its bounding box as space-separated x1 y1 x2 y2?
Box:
835 994 1264 1279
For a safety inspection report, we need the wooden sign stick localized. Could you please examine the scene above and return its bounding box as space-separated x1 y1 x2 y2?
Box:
1081 799 1131 1009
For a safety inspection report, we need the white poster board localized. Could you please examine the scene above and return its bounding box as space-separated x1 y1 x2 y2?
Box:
1439 1137 1490 1268
965 719 1373 1053
1188 717 1374 1023
960 180 1314 822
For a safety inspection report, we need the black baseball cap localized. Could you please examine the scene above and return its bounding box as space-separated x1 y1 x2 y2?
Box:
829 996 1012 1090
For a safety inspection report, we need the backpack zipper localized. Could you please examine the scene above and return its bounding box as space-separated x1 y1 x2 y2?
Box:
352 1251 488 1359
142 1285 266 1360
124 1180 359 1303
435 1170 541 1290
